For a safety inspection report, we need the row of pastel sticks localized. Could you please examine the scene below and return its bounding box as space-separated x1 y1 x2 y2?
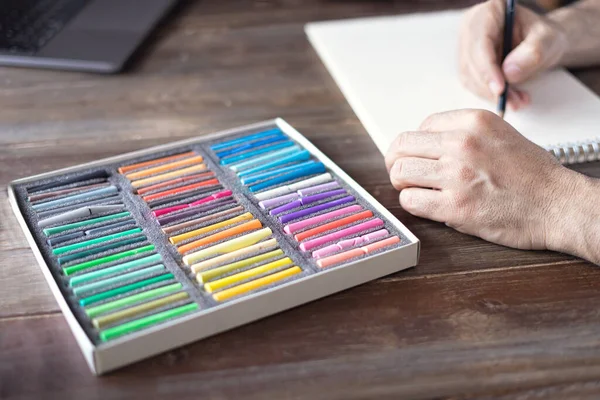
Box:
119 151 304 302
211 128 402 268
26 175 197 342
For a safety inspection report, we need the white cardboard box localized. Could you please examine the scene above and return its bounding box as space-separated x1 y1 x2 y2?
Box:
8 118 419 375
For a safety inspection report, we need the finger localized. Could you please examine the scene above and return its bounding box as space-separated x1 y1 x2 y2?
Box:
469 37 506 97
502 26 555 84
389 157 444 191
385 131 446 172
419 109 482 132
506 88 522 111
399 188 447 223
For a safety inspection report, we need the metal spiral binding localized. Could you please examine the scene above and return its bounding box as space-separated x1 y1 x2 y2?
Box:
548 139 600 165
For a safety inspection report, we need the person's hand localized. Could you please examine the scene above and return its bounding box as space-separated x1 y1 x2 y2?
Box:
385 109 585 251
459 0 568 111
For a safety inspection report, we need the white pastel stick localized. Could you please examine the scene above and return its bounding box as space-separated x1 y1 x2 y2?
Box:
253 173 333 201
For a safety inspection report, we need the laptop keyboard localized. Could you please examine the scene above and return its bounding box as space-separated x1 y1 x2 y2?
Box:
0 0 90 55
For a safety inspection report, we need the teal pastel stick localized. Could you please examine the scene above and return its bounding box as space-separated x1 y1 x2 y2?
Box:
241 160 319 185
43 211 131 236
69 253 163 287
220 141 295 165
32 186 118 211
238 150 311 177
57 236 146 265
79 273 174 306
210 128 281 151
72 264 166 297
249 162 326 192
230 145 301 172
53 228 142 255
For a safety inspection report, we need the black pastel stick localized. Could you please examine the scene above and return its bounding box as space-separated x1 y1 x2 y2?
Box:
498 0 516 118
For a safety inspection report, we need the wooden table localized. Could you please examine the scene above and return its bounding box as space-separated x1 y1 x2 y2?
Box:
2 1 600 398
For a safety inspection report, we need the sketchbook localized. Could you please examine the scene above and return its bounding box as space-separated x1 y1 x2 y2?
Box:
306 10 600 164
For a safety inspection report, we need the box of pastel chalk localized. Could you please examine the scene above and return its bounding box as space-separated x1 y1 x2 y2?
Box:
7 118 419 375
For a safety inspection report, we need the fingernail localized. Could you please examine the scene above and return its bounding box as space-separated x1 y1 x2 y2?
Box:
504 63 521 80
488 80 503 95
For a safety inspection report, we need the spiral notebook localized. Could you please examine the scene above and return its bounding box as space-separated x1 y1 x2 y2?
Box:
306 10 600 164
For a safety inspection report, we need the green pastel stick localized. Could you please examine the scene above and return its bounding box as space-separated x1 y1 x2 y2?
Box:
64 244 155 276
73 264 165 297
100 302 199 342
57 236 147 265
197 249 284 283
93 292 190 329
79 273 174 306
85 282 183 318
53 228 143 255
69 253 162 287
43 211 131 236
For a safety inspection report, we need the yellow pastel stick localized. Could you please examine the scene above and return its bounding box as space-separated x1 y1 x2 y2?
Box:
190 238 278 274
213 266 302 302
182 228 272 266
169 212 254 244
125 155 204 180
202 256 291 292
197 249 285 284
131 164 207 188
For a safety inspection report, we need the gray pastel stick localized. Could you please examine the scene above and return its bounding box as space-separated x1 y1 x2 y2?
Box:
38 205 125 228
36 195 121 219
32 186 119 211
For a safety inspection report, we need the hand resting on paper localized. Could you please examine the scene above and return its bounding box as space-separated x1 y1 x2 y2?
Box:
385 109 600 265
459 0 600 111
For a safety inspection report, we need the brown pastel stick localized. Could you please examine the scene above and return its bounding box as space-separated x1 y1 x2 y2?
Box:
118 151 196 174
161 205 244 235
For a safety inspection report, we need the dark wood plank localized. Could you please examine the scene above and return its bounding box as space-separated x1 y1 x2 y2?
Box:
3 262 600 399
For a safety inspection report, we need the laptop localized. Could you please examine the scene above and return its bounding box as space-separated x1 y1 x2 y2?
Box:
0 0 178 73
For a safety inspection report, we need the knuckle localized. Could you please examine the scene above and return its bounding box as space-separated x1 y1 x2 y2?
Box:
526 41 545 65
468 109 495 127
447 191 471 220
457 132 481 153
419 115 437 131
457 164 477 182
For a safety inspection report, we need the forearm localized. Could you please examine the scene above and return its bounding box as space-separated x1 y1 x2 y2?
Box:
548 170 600 265
549 0 600 67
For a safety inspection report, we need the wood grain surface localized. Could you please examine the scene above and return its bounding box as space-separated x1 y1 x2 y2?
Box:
1 1 600 399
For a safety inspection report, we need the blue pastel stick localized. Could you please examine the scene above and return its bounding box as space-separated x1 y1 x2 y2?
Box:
230 145 301 172
84 219 137 236
57 236 146 265
249 162 326 192
210 128 282 151
220 141 296 165
47 231 85 246
241 160 319 185
238 150 311 178
32 186 119 211
215 135 288 158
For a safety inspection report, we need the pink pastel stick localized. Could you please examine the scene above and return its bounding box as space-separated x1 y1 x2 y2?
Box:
300 218 385 251
312 229 389 259
152 190 232 217
283 205 363 234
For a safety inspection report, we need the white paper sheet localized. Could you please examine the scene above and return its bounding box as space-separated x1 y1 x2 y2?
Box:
306 10 600 154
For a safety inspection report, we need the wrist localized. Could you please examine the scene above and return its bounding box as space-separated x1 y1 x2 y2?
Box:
548 1 600 67
545 168 600 264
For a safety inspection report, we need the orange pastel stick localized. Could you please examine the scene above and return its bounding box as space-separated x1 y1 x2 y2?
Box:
131 164 207 188
316 236 400 268
294 210 374 242
126 155 204 180
136 172 215 195
177 219 263 254
142 178 220 202
118 152 196 174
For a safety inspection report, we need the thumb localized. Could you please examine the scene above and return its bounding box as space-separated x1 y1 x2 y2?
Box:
502 27 554 84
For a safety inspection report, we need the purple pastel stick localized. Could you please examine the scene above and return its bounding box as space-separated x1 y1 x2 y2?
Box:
270 189 347 216
297 181 341 197
157 198 237 225
278 196 356 224
258 193 299 210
